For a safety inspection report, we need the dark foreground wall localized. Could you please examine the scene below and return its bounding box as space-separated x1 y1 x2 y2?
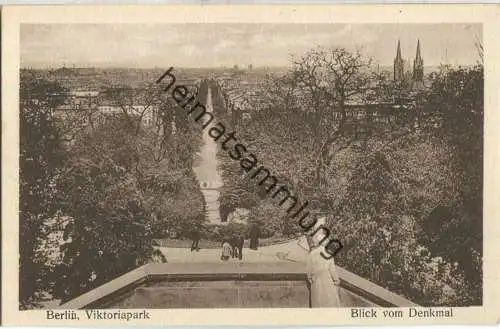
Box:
106 280 310 308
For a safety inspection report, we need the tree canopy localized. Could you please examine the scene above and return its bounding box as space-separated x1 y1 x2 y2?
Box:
213 47 483 306
19 73 207 307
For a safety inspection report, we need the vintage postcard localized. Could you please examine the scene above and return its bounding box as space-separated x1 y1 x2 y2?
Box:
2 4 499 326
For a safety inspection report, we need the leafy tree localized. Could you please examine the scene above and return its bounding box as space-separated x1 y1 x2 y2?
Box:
420 65 483 295
286 47 373 184
19 73 68 308
47 118 151 302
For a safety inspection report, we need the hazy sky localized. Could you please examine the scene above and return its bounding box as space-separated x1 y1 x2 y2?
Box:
21 23 482 68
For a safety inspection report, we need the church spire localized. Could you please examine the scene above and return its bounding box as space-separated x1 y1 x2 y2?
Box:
396 40 402 60
412 39 425 89
394 39 404 83
415 39 422 62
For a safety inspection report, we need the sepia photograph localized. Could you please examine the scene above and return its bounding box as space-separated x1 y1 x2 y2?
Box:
2 5 499 326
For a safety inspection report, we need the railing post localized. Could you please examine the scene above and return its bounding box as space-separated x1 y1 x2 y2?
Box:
305 216 342 308
307 245 342 308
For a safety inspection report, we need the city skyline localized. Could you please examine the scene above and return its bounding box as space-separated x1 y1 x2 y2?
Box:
21 23 482 69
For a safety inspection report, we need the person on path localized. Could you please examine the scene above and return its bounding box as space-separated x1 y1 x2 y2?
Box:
151 249 168 263
221 240 232 261
230 232 245 260
190 226 201 252
236 233 245 260
230 234 238 259
249 223 260 250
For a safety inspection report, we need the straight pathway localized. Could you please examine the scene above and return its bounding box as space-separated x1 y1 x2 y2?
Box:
192 86 223 223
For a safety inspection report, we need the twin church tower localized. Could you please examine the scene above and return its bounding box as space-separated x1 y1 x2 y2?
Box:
394 39 425 89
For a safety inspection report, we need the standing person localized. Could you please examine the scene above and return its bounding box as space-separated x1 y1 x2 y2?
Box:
190 226 201 252
236 232 244 260
221 240 232 261
230 232 244 260
229 234 239 259
249 222 260 250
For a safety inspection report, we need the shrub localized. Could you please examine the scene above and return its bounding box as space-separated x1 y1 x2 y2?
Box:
201 222 247 241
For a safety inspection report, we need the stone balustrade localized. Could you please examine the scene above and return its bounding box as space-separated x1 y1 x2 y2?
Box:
58 258 418 309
